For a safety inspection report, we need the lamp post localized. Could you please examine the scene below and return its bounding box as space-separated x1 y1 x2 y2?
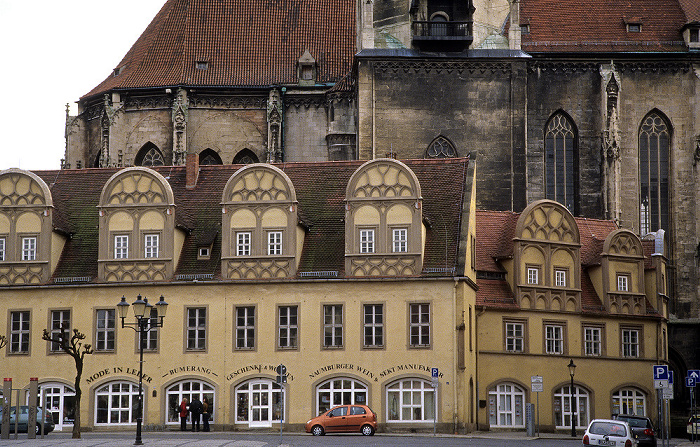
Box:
117 295 168 446
568 359 577 438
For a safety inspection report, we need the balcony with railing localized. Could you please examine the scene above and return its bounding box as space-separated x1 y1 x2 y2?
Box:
412 20 473 51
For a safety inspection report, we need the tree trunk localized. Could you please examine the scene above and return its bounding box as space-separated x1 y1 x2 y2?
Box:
72 357 83 439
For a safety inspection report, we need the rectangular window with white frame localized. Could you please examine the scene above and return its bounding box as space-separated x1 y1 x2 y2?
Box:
505 321 525 352
235 306 255 350
554 269 567 287
392 228 407 253
9 310 30 353
95 309 115 352
49 310 71 352
144 234 159 258
278 305 298 349
544 324 564 354
409 303 431 347
323 304 343 348
236 232 251 256
363 303 384 348
359 229 375 254
0 237 5 261
143 307 159 351
22 236 36 261
621 327 640 357
187 307 207 351
114 235 129 259
617 274 629 292
584 326 602 356
527 266 539 285
267 231 282 255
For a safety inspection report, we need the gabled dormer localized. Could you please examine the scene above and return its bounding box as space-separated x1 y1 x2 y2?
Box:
97 167 177 282
0 169 58 284
682 22 700 51
513 200 581 312
601 229 647 315
410 0 475 51
221 164 300 279
344 159 423 276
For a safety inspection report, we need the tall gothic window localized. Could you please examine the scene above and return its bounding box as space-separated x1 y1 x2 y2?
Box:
639 111 670 235
135 143 164 166
426 136 457 158
544 112 578 214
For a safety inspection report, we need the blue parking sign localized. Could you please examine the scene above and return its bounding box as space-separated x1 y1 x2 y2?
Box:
653 365 669 380
687 377 696 387
431 368 439 378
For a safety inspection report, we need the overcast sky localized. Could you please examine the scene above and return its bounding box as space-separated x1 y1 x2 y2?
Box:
0 0 166 171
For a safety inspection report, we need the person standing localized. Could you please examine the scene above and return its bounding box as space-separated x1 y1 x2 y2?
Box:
202 397 210 432
179 398 189 431
190 396 203 432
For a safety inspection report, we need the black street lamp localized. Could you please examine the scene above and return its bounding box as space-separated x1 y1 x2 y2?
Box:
568 359 577 438
117 295 168 446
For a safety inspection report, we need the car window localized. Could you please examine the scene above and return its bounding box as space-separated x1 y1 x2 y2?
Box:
329 406 348 417
590 422 627 437
351 406 367 415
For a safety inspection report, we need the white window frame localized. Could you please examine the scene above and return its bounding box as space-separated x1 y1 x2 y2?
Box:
612 388 647 416
187 307 207 351
94 381 139 425
144 234 159 258
545 324 564 355
489 383 526 428
392 228 407 253
359 229 374 254
363 304 384 348
144 307 159 351
409 303 430 347
9 310 30 353
236 232 251 256
235 379 283 425
278 305 298 349
505 321 524 352
114 235 129 259
617 274 629 292
554 385 589 430
0 237 5 261
323 304 343 348
387 379 436 422
555 269 567 287
267 231 282 255
584 326 601 356
235 306 255 350
166 380 215 425
622 328 640 357
21 236 36 261
316 378 368 415
527 266 539 285
95 309 115 351
50 310 71 352
38 383 76 431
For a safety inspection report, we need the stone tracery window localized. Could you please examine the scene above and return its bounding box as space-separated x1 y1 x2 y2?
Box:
545 112 578 214
135 143 164 167
426 136 457 158
639 111 670 235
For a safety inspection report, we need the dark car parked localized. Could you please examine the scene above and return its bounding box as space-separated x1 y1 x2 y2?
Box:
613 414 656 447
0 406 55 435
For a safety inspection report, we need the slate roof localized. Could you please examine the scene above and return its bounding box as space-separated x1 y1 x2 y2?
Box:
475 208 660 316
83 0 356 100
520 0 688 52
34 158 470 282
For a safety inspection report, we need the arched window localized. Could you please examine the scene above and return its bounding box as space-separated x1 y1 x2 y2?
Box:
612 387 647 416
39 383 76 431
232 149 259 164
165 380 215 425
95 381 140 425
386 378 435 422
426 136 457 158
554 384 589 429
489 383 525 427
639 111 670 235
235 379 284 427
316 377 368 415
134 143 165 167
199 149 222 165
545 112 578 214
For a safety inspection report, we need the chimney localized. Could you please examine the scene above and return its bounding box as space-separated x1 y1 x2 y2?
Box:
186 153 199 189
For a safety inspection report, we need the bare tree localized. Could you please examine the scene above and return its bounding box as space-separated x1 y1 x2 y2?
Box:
0 334 6 349
41 325 93 439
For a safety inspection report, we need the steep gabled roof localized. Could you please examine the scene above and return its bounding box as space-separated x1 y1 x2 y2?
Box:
520 0 687 52
83 0 356 99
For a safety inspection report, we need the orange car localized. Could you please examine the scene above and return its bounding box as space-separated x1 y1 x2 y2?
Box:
305 404 377 436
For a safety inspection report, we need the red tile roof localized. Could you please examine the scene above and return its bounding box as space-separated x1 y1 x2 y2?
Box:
83 0 356 99
520 0 688 52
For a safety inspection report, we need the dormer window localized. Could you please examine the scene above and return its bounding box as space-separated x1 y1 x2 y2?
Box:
691 29 699 43
196 61 208 70
520 24 530 35
297 50 317 85
198 247 211 260
624 18 642 33
267 231 283 255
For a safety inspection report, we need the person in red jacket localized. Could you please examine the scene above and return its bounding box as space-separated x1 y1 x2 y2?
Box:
179 398 189 431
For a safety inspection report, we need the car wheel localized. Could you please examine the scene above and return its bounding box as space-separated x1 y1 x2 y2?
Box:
311 425 324 436
361 424 375 436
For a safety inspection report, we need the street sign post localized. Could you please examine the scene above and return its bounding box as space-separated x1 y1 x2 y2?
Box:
531 376 542 436
431 368 438 436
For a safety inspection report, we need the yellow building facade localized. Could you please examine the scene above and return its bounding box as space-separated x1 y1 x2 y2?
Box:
0 157 479 433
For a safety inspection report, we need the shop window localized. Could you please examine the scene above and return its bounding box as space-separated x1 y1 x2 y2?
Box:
489 383 525 427
387 379 435 422
166 380 215 425
612 387 647 416
39 383 75 431
316 378 368 415
554 385 589 430
95 382 139 425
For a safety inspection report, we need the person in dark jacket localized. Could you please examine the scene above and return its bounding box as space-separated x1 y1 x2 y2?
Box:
179 398 189 431
189 396 203 431
202 397 211 432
